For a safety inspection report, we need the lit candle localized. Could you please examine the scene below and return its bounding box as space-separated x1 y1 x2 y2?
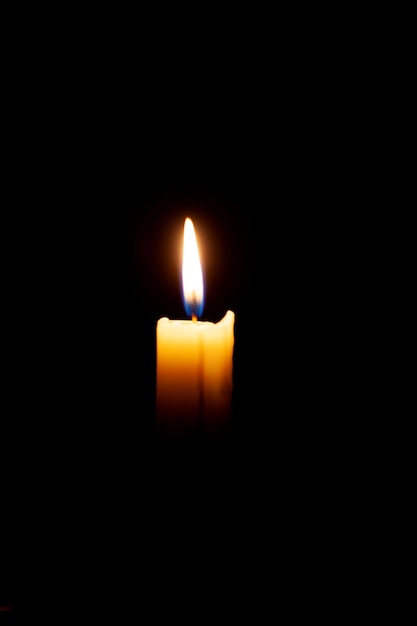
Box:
156 217 235 436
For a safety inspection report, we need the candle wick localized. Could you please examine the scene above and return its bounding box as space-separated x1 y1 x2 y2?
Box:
191 289 198 322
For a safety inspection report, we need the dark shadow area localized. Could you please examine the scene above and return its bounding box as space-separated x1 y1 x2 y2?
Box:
1 44 366 619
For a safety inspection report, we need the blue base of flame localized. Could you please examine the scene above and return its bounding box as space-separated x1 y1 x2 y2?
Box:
182 287 204 319
182 297 204 319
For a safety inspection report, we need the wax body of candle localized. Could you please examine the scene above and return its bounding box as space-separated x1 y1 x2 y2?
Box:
156 310 235 435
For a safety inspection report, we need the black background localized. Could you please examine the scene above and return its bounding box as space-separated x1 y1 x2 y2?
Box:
1 20 369 620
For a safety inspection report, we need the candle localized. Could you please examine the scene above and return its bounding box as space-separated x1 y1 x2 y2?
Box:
156 217 235 436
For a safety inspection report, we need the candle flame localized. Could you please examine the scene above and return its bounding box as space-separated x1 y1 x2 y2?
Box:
182 217 204 319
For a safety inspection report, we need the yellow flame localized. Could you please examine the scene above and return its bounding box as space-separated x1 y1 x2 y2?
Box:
182 217 203 312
